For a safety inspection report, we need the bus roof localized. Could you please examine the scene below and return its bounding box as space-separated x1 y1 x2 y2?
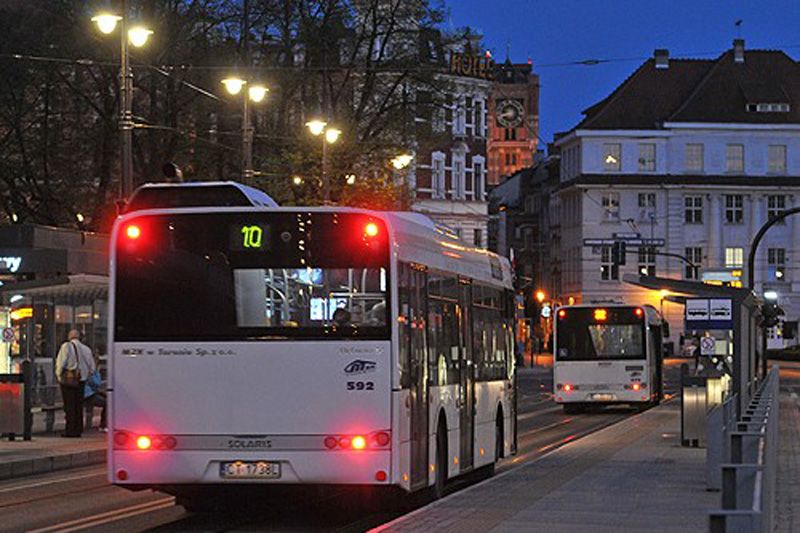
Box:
125 181 278 212
114 206 514 289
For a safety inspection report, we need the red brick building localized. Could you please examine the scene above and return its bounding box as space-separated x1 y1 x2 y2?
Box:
487 60 540 185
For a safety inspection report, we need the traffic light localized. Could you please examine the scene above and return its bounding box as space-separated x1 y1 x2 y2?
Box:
761 302 785 328
611 241 626 266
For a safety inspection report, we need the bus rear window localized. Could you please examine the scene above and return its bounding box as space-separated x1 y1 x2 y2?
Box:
556 308 645 361
114 212 389 341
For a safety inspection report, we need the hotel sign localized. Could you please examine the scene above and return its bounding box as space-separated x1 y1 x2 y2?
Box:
449 53 494 80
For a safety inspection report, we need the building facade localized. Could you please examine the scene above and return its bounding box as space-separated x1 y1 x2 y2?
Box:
487 60 540 186
554 42 800 347
412 42 491 247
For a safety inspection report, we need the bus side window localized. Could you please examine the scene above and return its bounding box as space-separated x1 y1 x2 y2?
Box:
398 263 412 388
427 274 459 386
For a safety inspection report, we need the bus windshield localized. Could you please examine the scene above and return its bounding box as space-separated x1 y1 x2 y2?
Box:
556 307 645 361
114 211 389 341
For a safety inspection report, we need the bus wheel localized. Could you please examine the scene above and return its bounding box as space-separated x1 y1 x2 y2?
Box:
495 409 504 461
563 403 584 415
434 418 448 499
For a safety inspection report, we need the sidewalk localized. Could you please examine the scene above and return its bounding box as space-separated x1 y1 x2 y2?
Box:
378 401 717 532
0 410 106 481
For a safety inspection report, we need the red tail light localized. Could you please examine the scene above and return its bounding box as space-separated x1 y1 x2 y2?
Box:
563 384 573 392
113 430 177 451
125 224 142 240
372 431 391 447
364 222 379 238
558 309 567 319
632 383 641 391
322 431 392 450
635 308 644 317
136 435 152 450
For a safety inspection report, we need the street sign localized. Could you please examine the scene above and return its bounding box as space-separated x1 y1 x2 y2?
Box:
685 298 734 330
541 304 552 318
582 238 665 247
1 327 14 343
709 299 732 321
685 299 709 321
700 337 716 356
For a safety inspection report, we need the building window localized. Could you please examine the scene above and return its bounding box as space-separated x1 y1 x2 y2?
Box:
603 143 621 171
473 159 485 201
600 246 619 281
474 229 483 247
432 155 445 199
768 195 786 224
684 195 703 224
685 247 702 279
504 128 517 141
638 247 656 276
523 227 535 250
601 192 620 220
505 153 511 165
638 193 656 208
511 153 517 165
725 247 744 268
453 159 465 199
638 143 656 172
768 248 786 281
685 143 704 172
724 194 744 224
726 144 744 173
768 145 787 174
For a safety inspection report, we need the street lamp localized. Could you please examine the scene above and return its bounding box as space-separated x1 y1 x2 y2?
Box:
306 120 341 204
390 153 414 170
92 5 153 203
222 76 269 181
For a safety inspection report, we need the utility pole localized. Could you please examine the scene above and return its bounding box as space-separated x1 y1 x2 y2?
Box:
119 0 134 201
240 0 254 182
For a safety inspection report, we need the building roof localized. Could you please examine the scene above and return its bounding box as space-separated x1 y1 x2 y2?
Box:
576 44 800 130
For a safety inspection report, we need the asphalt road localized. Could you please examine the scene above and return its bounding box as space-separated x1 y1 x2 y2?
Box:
0 360 685 532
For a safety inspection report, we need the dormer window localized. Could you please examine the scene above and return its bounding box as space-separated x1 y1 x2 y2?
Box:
745 102 790 113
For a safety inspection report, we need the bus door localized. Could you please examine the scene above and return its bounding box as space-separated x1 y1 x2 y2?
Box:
408 268 429 489
458 280 475 470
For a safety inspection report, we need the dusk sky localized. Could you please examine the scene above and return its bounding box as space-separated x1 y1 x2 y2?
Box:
447 0 800 145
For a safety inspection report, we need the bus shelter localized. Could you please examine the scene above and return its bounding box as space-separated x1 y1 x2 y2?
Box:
0 275 108 410
623 274 759 415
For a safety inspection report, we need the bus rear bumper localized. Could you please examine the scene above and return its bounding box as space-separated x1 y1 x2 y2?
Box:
110 450 393 486
555 391 652 404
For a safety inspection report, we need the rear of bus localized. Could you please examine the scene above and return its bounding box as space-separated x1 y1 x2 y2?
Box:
553 306 656 410
109 208 394 495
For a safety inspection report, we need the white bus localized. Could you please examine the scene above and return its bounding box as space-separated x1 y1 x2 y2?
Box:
108 207 516 509
553 304 665 414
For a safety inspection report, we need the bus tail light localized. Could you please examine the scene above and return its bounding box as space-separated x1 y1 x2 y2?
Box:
372 431 391 447
558 383 577 392
558 309 567 319
113 430 177 451
364 222 380 238
635 308 644 317
323 431 392 450
626 383 647 391
125 224 142 240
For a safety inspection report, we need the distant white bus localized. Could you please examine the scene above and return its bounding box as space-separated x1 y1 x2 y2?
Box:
553 304 665 414
108 207 516 509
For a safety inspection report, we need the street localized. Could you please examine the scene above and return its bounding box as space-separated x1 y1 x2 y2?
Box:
0 360 685 532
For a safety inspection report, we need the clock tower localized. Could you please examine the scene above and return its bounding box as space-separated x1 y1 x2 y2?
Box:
487 59 540 185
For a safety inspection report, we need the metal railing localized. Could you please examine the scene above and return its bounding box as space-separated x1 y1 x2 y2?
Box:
709 366 779 532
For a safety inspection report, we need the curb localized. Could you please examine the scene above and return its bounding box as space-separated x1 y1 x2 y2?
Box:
0 448 106 481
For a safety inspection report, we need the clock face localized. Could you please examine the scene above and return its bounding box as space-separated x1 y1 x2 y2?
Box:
496 99 524 128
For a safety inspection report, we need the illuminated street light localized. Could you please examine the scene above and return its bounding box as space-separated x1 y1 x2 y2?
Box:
305 121 342 204
92 6 154 204
128 26 153 47
345 174 357 185
76 213 85 223
292 176 303 186
764 290 779 301
305 120 327 136
248 85 269 103
325 128 342 144
391 153 414 170
222 77 246 95
535 290 546 303
91 14 122 34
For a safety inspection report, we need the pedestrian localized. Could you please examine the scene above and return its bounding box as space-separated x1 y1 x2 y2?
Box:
84 366 107 431
55 330 96 437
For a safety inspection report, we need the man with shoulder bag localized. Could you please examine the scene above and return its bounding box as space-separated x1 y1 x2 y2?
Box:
56 330 96 437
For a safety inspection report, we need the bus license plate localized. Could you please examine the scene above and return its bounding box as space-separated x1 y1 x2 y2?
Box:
592 393 615 402
220 461 281 479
